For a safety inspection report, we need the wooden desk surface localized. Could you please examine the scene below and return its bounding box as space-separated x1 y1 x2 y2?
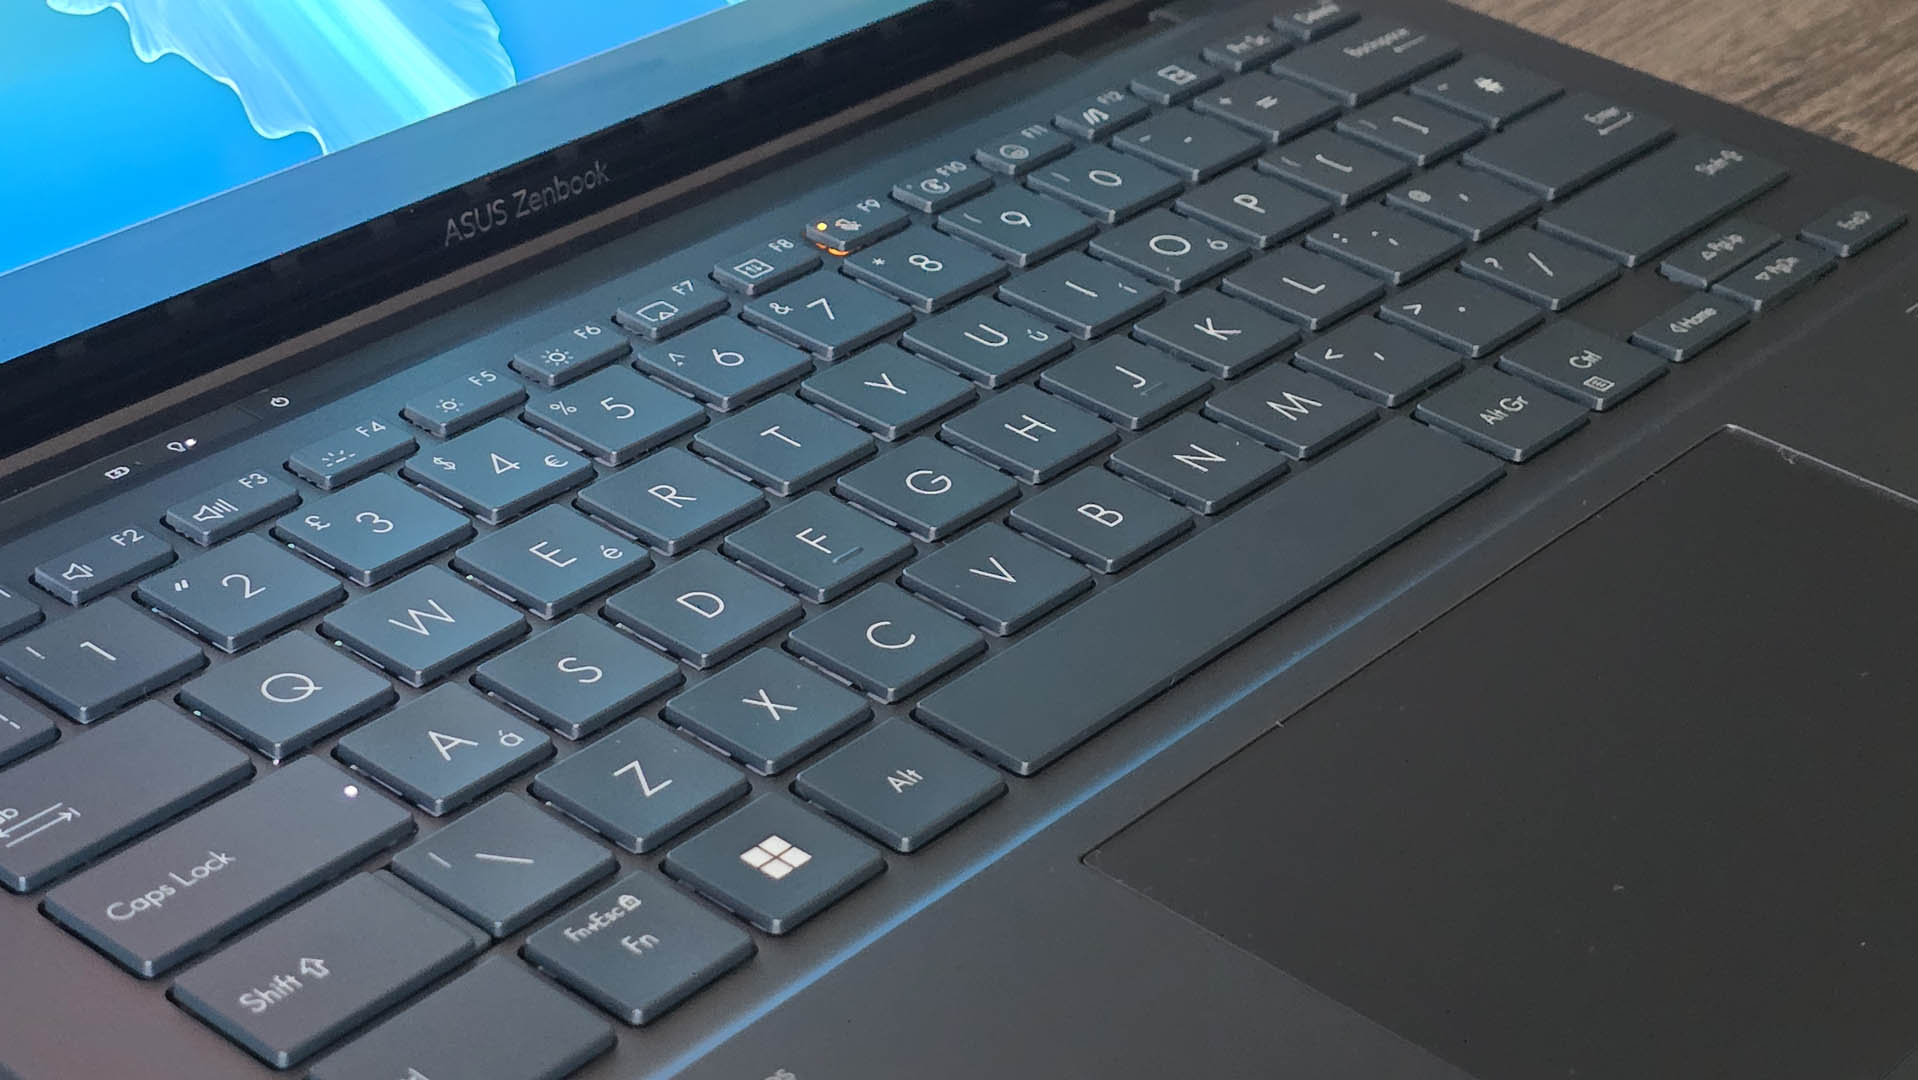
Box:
1456 0 1918 169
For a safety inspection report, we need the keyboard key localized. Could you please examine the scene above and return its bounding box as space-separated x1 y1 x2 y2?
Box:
1415 366 1588 462
136 534 344 652
1054 87 1152 140
530 719 749 853
1337 94 1483 165
529 366 705 465
1462 92 1671 199
1305 203 1467 284
0 702 249 893
1380 272 1543 357
799 343 976 439
1112 110 1262 182
0 598 206 723
975 121 1074 176
997 251 1165 338
0 683 57 769
165 471 301 547
940 384 1119 484
1630 293 1750 362
1204 367 1378 458
1192 74 1340 144
524 869 754 1025
604 550 802 668
901 296 1073 386
1176 167 1329 255
891 159 995 213
803 195 909 253
1038 336 1213 429
510 318 630 387
839 441 1019 543
307 957 614 1080
1410 55 1562 128
1498 321 1666 411
936 187 1097 266
722 491 915 600
1088 207 1252 291
633 315 812 412
334 684 552 815
0 584 43 641
1293 318 1463 406
577 447 765 554
171 873 483 1069
787 584 985 703
1202 25 1292 73
287 417 417 490
1272 1 1360 41
1385 163 1539 241
613 276 729 341
692 395 876 496
402 417 595 526
453 505 648 618
1258 130 1410 205
321 565 527 686
276 473 473 586
1220 245 1386 329
1460 229 1621 310
1538 136 1788 266
1711 240 1836 310
34 525 175 605
662 793 885 934
1272 20 1459 105
742 273 914 360
474 615 680 740
1025 146 1183 224
1108 413 1288 514
1130 57 1222 105
841 226 1009 312
901 523 1093 635
1008 467 1193 572
920 417 1502 773
178 633 395 760
661 649 870 774
1802 197 1907 257
402 367 526 438
711 236 820 296
795 719 1006 852
391 793 615 937
1132 289 1299 378
1659 218 1782 288
43 757 413 977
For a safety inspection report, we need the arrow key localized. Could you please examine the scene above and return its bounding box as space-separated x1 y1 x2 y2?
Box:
391 793 616 938
401 417 596 525
530 719 750 853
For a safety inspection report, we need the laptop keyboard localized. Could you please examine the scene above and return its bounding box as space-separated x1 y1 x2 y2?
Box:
0 5 1908 1076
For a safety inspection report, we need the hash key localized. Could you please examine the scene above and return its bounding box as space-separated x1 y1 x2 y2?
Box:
390 793 615 937
1415 366 1587 462
1089 208 1252 291
1410 56 1562 128
334 683 552 815
835 437 1020 538
177 632 396 760
527 365 705 462
451 504 650 618
0 597 206 723
901 523 1093 636
136 533 344 652
1108 413 1287 514
510 318 629 387
1204 367 1377 458
722 491 915 601
320 564 527 687
402 416 596 525
997 251 1165 339
35 524 175 605
841 226 1009 312
742 273 914 360
692 395 876 496
274 472 473 586
1008 467 1192 572
935 187 1096 267
795 719 1007 852
286 416 416 491
662 649 870 774
603 550 802 669
799 343 976 439
1025 146 1182 224
787 583 985 703
1038 336 1212 430
529 718 749 853
473 615 681 739
402 367 526 438
164 470 301 546
634 316 812 410
1132 289 1299 378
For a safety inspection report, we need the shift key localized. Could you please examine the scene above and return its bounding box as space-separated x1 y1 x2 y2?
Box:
0 702 252 893
43 757 415 978
1538 135 1786 266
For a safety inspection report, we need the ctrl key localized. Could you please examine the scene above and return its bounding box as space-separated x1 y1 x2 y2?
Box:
524 870 754 1025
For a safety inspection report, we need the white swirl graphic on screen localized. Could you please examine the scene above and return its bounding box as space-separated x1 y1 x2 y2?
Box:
47 0 517 152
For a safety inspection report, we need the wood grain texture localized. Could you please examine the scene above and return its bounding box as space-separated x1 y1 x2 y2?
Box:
1454 0 1918 169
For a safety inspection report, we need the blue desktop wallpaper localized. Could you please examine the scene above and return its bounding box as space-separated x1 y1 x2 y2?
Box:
0 0 742 277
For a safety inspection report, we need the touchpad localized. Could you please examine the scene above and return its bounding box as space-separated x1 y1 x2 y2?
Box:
1088 429 1918 1080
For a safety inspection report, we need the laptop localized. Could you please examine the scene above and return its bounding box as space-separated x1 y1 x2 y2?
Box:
5 0 1918 1075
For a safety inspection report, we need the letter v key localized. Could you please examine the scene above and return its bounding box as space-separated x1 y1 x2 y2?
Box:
614 759 673 797
967 555 1017 583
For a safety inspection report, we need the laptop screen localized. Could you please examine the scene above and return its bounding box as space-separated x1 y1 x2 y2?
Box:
0 0 924 361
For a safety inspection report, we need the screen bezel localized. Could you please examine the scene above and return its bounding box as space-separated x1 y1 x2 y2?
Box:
0 0 1113 460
